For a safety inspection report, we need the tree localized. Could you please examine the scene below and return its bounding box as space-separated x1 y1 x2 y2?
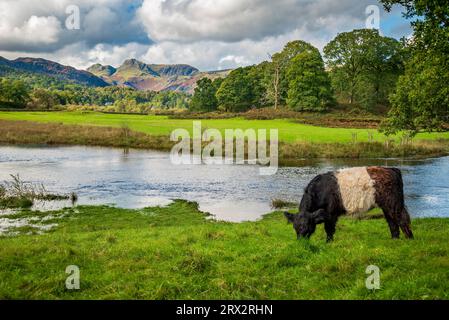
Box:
363 36 405 107
30 88 58 110
380 0 449 135
324 29 371 105
216 67 257 112
382 54 449 135
286 50 334 111
190 78 219 112
247 64 266 108
267 41 319 107
264 55 283 109
324 29 404 109
0 79 30 106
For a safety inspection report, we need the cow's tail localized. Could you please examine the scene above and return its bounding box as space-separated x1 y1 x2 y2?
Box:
391 168 414 239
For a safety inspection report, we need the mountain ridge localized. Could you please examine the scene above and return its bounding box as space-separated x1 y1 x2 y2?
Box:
0 56 109 87
87 59 230 93
0 56 231 93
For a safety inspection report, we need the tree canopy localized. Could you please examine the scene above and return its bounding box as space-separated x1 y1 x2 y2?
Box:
216 67 258 112
286 50 334 111
380 0 449 135
324 29 404 109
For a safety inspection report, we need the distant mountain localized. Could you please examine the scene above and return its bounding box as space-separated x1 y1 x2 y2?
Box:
86 64 117 78
114 59 160 78
0 57 109 87
88 59 230 93
149 63 199 77
0 56 230 93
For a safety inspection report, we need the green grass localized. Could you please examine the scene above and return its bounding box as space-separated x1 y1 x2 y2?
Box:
0 201 448 300
1 111 448 143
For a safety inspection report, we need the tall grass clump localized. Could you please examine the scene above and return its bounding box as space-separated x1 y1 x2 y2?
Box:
0 174 76 209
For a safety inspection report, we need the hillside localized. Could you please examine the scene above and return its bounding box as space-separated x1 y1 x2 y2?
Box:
0 56 108 87
87 59 231 93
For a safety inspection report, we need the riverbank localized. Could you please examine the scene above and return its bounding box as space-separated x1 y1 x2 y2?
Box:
1 118 448 162
0 200 448 299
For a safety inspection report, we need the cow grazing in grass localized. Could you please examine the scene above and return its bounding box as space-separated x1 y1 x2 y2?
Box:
284 167 414 242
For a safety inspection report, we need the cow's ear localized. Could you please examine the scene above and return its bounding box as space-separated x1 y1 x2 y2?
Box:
312 209 328 224
284 212 296 224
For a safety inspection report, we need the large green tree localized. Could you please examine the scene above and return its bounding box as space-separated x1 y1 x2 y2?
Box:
216 67 259 112
324 29 404 109
286 50 334 111
190 78 219 112
0 79 30 106
30 88 59 110
267 40 319 108
380 0 449 134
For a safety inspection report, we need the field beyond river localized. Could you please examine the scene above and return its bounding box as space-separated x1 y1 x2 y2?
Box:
2 111 449 143
1 111 449 162
0 201 448 299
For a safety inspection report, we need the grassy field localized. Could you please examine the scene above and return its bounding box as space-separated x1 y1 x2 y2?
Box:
1 119 448 162
0 200 448 300
1 111 449 143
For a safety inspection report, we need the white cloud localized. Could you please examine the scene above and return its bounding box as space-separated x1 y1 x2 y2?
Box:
0 15 62 48
0 0 149 52
137 0 301 42
137 0 377 43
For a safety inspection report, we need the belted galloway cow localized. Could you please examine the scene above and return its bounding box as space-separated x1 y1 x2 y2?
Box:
284 167 414 242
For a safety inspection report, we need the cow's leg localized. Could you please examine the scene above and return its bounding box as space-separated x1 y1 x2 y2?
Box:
383 209 400 239
367 167 411 240
398 207 414 239
324 216 337 243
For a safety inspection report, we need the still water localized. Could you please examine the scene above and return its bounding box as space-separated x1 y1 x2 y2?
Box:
0 145 448 222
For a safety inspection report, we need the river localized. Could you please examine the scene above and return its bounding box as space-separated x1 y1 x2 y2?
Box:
0 145 448 222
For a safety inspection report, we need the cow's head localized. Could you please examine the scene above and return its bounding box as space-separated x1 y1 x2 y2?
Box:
284 210 327 239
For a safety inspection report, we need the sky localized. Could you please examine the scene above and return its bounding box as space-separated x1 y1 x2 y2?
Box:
0 0 412 71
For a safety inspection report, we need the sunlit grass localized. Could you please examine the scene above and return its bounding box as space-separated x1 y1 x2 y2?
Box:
0 201 448 299
1 111 448 143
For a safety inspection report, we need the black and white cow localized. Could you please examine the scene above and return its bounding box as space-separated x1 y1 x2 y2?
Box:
284 167 414 242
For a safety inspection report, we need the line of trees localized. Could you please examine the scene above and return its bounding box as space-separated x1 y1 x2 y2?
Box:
0 79 189 112
190 30 406 114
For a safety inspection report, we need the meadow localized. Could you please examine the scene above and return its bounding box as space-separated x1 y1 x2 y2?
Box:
0 201 448 300
1 111 449 144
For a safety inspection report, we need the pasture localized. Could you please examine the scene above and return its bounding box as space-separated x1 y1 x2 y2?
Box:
0 201 448 299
